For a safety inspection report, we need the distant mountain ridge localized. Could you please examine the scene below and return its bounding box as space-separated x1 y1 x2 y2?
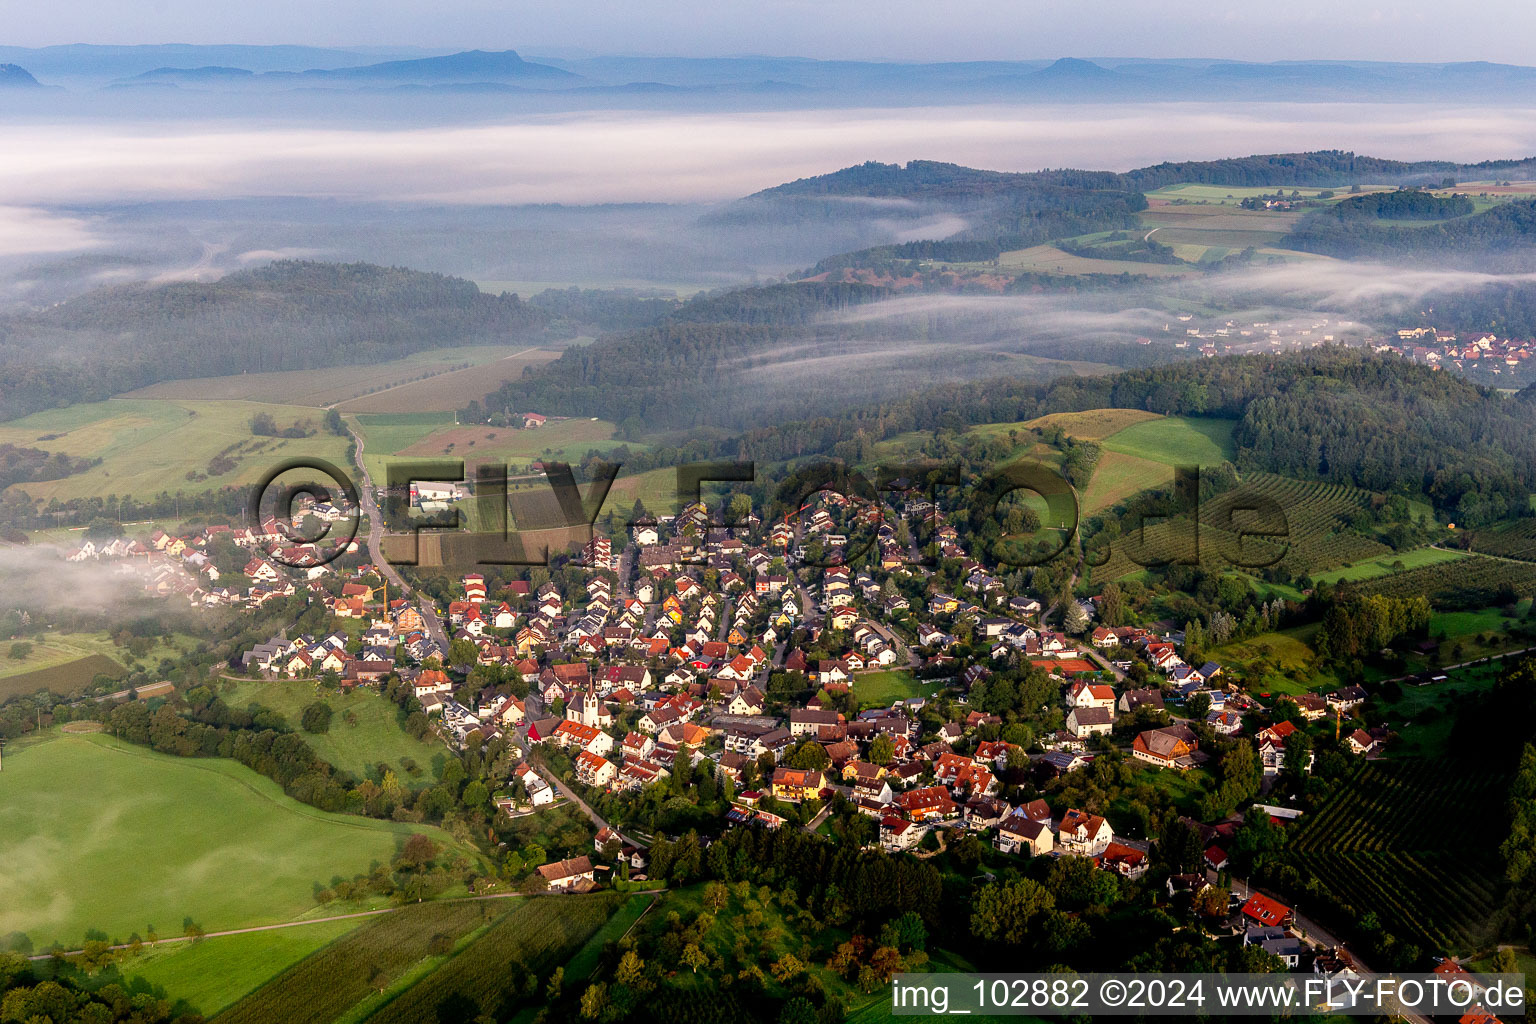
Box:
14 49 1536 108
0 64 41 88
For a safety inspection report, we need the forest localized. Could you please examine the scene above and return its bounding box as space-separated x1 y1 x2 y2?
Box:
0 261 553 421
1283 196 1536 266
487 309 1536 521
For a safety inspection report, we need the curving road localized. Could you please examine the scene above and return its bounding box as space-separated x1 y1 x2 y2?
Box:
346 419 449 652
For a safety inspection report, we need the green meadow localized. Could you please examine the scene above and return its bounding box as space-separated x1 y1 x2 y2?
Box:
1100 416 1236 467
219 678 449 787
0 733 463 948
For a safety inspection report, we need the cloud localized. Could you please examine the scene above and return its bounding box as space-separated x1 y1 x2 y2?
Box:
1208 261 1536 306
2 103 1536 208
0 206 100 258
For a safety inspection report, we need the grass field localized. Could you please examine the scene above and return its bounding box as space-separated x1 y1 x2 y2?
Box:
1311 545 1468 585
852 669 943 708
397 417 624 470
219 679 450 787
116 346 524 408
1080 450 1173 513
0 732 462 948
996 244 1193 278
1100 415 1236 467
351 411 458 486
1022 408 1164 440
335 347 563 414
217 900 500 1024
0 398 352 503
112 917 362 1016
1373 663 1502 758
1211 625 1343 696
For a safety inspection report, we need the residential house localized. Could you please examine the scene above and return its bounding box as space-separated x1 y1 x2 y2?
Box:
1057 808 1113 856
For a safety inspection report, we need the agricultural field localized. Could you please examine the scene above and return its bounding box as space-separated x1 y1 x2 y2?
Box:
1356 553 1536 607
350 411 457 486
217 899 499 1024
563 893 655 982
218 679 450 787
0 732 462 949
111 916 363 1017
1089 472 1392 583
1286 759 1508 953
116 346 525 408
851 669 943 709
1470 519 1536 562
0 654 125 703
0 398 351 503
996 244 1193 278
0 630 188 685
1138 201 1300 251
1311 545 1468 585
1022 408 1163 440
1079 450 1171 513
396 416 626 470
365 894 624 1024
1099 415 1236 467
336 346 563 414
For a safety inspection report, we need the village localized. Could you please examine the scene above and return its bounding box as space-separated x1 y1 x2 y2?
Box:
40 468 1440 991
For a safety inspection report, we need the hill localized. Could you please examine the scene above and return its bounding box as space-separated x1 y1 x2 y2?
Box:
0 261 553 421
286 48 580 85
0 63 40 87
1284 196 1536 266
0 732 459 948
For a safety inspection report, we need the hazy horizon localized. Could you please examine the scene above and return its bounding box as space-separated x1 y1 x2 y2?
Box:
1 0 1534 65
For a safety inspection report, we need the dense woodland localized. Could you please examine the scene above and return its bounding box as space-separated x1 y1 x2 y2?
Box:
493 327 1536 521
1284 196 1536 266
0 261 553 420
1329 188 1475 221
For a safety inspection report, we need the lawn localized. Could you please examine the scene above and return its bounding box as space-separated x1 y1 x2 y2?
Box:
110 916 363 1016
219 679 450 787
1311 545 1468 585
0 398 352 503
1100 416 1236 467
851 669 942 708
0 732 464 948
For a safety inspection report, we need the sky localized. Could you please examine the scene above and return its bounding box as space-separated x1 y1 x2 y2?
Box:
0 0 1530 64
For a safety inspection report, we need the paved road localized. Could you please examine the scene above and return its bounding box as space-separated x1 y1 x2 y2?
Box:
1080 645 1127 682
346 419 449 652
1229 876 1432 1024
525 751 648 851
25 892 538 962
